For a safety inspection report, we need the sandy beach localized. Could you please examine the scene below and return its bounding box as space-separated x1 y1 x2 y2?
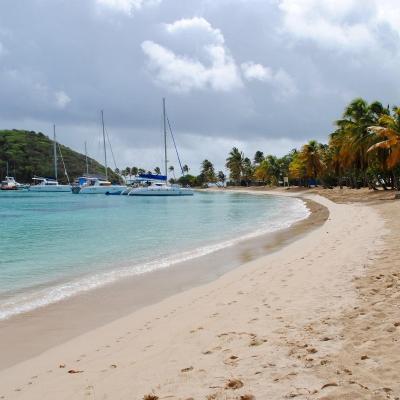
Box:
0 189 399 400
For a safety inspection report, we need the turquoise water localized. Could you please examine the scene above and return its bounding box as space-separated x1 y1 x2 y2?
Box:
0 191 309 320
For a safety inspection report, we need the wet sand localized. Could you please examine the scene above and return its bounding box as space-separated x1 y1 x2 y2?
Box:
0 195 326 370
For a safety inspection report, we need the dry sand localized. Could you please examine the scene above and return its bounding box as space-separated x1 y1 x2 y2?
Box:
0 189 398 400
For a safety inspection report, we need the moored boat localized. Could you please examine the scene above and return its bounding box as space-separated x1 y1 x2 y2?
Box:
1 176 18 190
28 125 71 193
29 177 71 192
72 111 126 194
127 98 193 197
72 176 126 195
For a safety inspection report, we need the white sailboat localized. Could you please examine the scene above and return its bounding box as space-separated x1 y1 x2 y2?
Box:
29 125 71 193
128 98 194 197
72 111 127 195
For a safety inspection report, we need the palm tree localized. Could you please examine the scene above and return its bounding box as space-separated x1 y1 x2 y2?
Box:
131 166 138 177
226 147 244 184
254 151 264 165
217 170 226 185
168 165 176 179
368 107 400 190
242 157 254 185
200 159 216 183
368 107 400 168
182 164 189 175
154 167 161 175
299 140 325 182
335 98 387 186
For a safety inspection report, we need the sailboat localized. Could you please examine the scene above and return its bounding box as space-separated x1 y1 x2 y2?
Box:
72 111 127 194
29 126 71 192
0 162 26 190
128 98 194 196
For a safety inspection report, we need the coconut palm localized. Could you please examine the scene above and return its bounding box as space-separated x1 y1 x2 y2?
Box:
154 166 161 175
200 159 216 183
131 166 138 177
368 107 400 169
225 147 244 184
242 157 254 185
217 170 226 184
254 150 264 165
168 165 176 179
335 98 387 185
299 140 325 182
182 164 189 175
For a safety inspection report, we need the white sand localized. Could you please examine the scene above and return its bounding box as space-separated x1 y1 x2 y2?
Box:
0 193 387 399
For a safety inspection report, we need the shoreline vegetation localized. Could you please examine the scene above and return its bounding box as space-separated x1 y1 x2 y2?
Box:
128 98 400 192
2 98 400 193
1 187 399 399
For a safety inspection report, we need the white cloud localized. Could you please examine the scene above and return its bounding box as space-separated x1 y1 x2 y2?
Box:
165 17 225 45
141 40 242 92
241 61 297 99
54 91 71 109
96 0 161 16
142 17 297 98
376 0 400 37
241 62 273 82
278 0 400 50
279 0 376 50
141 17 242 92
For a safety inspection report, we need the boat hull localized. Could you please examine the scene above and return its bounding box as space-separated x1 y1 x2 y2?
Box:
128 187 194 196
76 185 127 195
0 186 17 191
28 185 71 192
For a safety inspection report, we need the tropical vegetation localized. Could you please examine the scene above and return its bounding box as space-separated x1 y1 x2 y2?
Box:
2 98 400 190
0 129 120 183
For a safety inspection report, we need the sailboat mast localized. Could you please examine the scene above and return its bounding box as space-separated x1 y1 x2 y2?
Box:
53 124 58 181
163 98 167 179
101 110 108 180
84 141 89 175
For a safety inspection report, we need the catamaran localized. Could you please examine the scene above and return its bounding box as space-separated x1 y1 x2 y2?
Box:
29 125 71 192
72 111 127 194
128 98 193 196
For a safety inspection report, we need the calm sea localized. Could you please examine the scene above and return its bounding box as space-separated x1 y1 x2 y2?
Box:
0 190 309 320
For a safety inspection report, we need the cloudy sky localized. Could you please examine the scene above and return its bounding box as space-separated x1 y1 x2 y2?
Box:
0 0 399 174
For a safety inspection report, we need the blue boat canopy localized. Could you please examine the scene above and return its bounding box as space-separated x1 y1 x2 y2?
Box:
138 173 167 182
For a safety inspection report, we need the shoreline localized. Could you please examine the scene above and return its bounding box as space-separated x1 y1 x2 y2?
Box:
1 189 395 399
0 193 325 370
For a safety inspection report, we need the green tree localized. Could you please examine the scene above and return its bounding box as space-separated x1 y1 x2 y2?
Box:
334 98 388 186
217 170 226 184
242 157 254 185
154 166 161 175
200 159 216 183
298 140 325 181
254 150 264 165
168 165 176 180
225 147 244 184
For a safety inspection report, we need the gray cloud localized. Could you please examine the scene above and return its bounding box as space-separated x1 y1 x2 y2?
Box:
0 0 399 173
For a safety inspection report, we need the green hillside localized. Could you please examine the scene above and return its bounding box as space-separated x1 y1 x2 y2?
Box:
0 130 120 183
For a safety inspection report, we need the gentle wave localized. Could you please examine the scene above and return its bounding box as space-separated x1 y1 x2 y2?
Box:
0 198 309 321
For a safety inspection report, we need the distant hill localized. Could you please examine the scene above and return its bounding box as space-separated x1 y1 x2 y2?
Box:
0 130 120 183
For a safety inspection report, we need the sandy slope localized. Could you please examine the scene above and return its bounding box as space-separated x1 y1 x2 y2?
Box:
0 192 393 400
